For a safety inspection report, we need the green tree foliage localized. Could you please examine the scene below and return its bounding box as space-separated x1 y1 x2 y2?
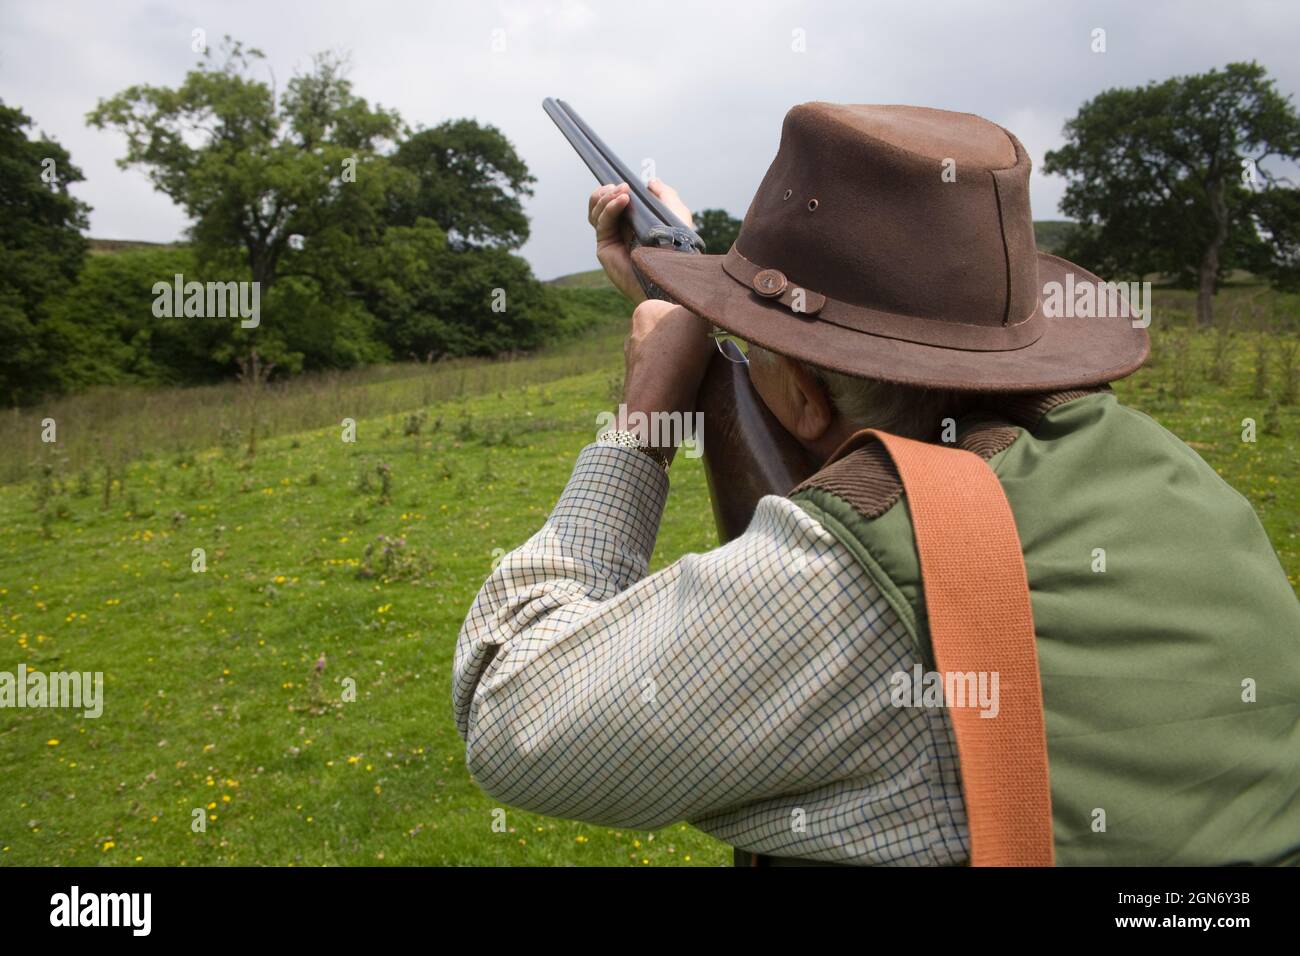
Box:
0 100 91 404
87 41 400 294
391 120 535 249
380 244 560 359
692 207 741 255
40 247 205 391
34 244 394 393
1044 62 1300 326
1246 179 1300 292
56 37 560 397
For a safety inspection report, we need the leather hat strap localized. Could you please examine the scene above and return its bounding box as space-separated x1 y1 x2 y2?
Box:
861 429 1055 866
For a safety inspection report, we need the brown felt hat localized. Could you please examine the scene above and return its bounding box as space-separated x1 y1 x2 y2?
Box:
631 103 1149 392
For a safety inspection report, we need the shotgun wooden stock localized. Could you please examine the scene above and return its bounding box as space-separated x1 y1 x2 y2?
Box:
696 344 818 543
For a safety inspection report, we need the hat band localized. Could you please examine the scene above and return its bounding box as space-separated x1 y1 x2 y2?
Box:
722 246 1047 352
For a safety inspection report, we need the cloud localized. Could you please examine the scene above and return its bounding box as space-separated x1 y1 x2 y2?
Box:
1 0 1297 279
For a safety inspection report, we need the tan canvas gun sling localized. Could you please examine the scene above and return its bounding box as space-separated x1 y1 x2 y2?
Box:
842 428 1055 867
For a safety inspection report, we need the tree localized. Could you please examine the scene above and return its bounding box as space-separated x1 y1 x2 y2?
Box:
87 39 402 373
1043 62 1300 326
359 217 560 360
89 41 400 294
86 38 558 381
0 100 91 404
692 208 741 256
40 247 209 390
1244 177 1300 291
390 120 535 249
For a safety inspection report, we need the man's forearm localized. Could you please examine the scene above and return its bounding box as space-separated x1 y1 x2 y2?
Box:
449 439 920 836
452 443 669 744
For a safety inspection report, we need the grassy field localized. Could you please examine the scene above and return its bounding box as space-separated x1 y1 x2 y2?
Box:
0 283 1296 866
0 286 629 487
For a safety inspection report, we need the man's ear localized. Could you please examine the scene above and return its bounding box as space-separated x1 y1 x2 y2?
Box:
777 355 834 442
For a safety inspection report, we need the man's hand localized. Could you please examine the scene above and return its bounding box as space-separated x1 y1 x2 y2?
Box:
589 179 694 303
616 299 713 464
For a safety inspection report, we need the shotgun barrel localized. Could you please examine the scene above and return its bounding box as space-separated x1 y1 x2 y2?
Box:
543 98 816 543
542 98 703 254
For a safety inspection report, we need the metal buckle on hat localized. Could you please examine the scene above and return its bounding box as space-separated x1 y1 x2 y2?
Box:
722 247 826 315
752 269 788 297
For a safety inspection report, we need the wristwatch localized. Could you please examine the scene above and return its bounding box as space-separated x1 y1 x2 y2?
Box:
597 429 671 472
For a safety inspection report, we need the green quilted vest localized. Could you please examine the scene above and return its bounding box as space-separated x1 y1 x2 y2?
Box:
789 391 1300 865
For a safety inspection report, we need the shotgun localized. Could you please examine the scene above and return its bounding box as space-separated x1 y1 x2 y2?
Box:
543 97 816 542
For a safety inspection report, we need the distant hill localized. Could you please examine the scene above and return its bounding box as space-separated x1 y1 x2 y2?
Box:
88 238 185 256
1033 220 1077 255
547 268 614 289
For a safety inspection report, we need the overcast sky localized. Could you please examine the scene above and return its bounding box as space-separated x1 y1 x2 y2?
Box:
2 0 1297 280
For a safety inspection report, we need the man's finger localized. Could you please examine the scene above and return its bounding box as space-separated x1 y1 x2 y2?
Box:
593 188 630 237
595 194 629 240
588 183 628 228
587 183 615 219
590 190 615 229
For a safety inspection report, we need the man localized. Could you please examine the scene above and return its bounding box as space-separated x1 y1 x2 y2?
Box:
452 103 1300 866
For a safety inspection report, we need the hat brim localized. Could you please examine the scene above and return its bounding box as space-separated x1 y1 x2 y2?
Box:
631 246 1149 393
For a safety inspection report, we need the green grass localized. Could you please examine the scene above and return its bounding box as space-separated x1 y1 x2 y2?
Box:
0 298 631 487
0 356 728 865
0 287 1295 866
1118 326 1299 586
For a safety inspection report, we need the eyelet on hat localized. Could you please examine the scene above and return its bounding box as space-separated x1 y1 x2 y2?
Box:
782 188 792 200
752 268 788 297
807 198 818 211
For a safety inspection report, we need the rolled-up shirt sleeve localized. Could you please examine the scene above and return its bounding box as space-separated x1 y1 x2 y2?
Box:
451 442 923 834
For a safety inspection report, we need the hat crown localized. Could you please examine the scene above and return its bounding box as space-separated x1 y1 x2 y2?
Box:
735 103 1039 329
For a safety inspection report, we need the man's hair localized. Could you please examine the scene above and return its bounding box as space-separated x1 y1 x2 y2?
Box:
811 365 976 441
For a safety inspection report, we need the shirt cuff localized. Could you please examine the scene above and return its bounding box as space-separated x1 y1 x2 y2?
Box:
548 443 670 563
